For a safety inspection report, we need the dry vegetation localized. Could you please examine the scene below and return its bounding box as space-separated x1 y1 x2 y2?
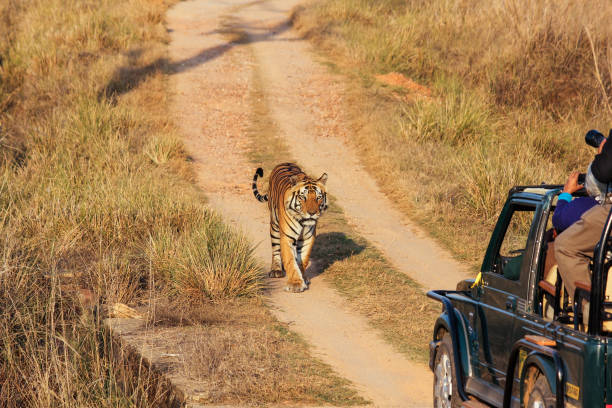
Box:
0 0 259 404
150 301 367 405
0 0 364 406
295 0 612 265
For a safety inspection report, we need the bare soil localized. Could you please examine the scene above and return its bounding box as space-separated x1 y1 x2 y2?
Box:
167 0 471 406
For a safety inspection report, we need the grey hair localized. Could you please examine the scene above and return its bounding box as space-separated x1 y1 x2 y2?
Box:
586 163 609 203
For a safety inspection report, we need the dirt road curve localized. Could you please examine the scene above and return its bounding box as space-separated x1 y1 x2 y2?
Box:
167 0 470 406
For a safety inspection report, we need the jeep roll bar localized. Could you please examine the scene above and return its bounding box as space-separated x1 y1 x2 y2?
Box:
508 184 564 196
587 204 612 335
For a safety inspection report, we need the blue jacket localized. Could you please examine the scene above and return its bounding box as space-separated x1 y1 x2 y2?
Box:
552 193 598 233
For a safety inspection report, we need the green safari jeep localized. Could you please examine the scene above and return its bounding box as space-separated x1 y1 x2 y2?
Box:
428 184 612 408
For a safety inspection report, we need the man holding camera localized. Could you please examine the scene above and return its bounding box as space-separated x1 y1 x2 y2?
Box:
555 134 612 301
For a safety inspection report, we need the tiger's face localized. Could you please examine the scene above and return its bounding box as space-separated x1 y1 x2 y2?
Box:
287 173 328 224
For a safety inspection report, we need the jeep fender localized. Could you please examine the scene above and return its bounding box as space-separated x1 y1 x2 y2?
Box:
431 309 471 378
519 353 558 401
504 338 566 408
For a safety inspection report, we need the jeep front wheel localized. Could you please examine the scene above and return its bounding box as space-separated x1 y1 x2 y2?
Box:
433 332 460 408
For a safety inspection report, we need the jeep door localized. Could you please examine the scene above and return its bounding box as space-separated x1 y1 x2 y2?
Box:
476 199 537 387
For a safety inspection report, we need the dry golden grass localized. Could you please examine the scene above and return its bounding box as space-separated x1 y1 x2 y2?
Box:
295 0 612 266
0 0 365 406
296 0 612 115
141 298 367 405
0 0 196 404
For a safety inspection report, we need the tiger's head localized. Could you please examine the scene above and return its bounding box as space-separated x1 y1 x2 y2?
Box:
286 173 328 225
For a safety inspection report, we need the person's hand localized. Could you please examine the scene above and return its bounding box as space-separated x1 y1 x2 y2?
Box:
599 138 607 154
563 171 583 194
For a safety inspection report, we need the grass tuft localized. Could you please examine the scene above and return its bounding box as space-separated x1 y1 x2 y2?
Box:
400 81 493 146
146 219 263 301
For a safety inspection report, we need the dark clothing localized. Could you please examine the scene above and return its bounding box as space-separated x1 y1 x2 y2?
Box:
552 195 598 233
555 204 612 299
556 130 612 300
591 139 612 183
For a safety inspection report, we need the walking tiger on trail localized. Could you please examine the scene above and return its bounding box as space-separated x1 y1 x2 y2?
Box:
252 163 328 292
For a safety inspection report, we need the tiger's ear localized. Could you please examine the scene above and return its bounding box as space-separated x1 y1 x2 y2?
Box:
318 173 328 185
290 175 299 186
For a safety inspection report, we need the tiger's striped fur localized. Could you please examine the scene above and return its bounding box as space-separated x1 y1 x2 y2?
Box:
252 163 328 292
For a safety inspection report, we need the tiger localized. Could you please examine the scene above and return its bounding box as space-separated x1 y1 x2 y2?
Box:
252 163 328 292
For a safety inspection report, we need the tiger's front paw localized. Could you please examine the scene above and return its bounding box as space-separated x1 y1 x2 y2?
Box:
299 268 310 285
269 269 285 278
285 281 308 293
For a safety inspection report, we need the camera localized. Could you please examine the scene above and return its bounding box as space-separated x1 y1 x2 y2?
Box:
585 129 611 148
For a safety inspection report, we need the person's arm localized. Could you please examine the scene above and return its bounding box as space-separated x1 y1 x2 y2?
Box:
552 172 583 233
591 138 612 183
553 196 598 233
552 197 570 232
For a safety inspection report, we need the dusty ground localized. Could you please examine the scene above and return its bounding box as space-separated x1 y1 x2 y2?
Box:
166 0 471 406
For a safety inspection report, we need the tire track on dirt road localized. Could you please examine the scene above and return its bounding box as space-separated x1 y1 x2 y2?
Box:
167 0 470 406
233 0 471 293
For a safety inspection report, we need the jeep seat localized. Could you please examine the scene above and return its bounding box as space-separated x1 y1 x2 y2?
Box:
572 277 612 332
539 265 570 321
539 239 571 321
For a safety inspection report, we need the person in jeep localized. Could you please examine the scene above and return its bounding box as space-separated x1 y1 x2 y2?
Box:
555 137 612 300
552 171 597 234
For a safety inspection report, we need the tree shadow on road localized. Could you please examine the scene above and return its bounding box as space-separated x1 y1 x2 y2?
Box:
100 15 298 101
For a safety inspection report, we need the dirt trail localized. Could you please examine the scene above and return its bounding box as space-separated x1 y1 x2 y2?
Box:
167 0 471 406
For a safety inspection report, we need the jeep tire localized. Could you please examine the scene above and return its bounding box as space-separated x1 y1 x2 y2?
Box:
433 332 461 408
525 372 555 408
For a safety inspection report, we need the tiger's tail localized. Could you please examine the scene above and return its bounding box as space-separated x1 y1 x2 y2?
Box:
252 168 268 202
